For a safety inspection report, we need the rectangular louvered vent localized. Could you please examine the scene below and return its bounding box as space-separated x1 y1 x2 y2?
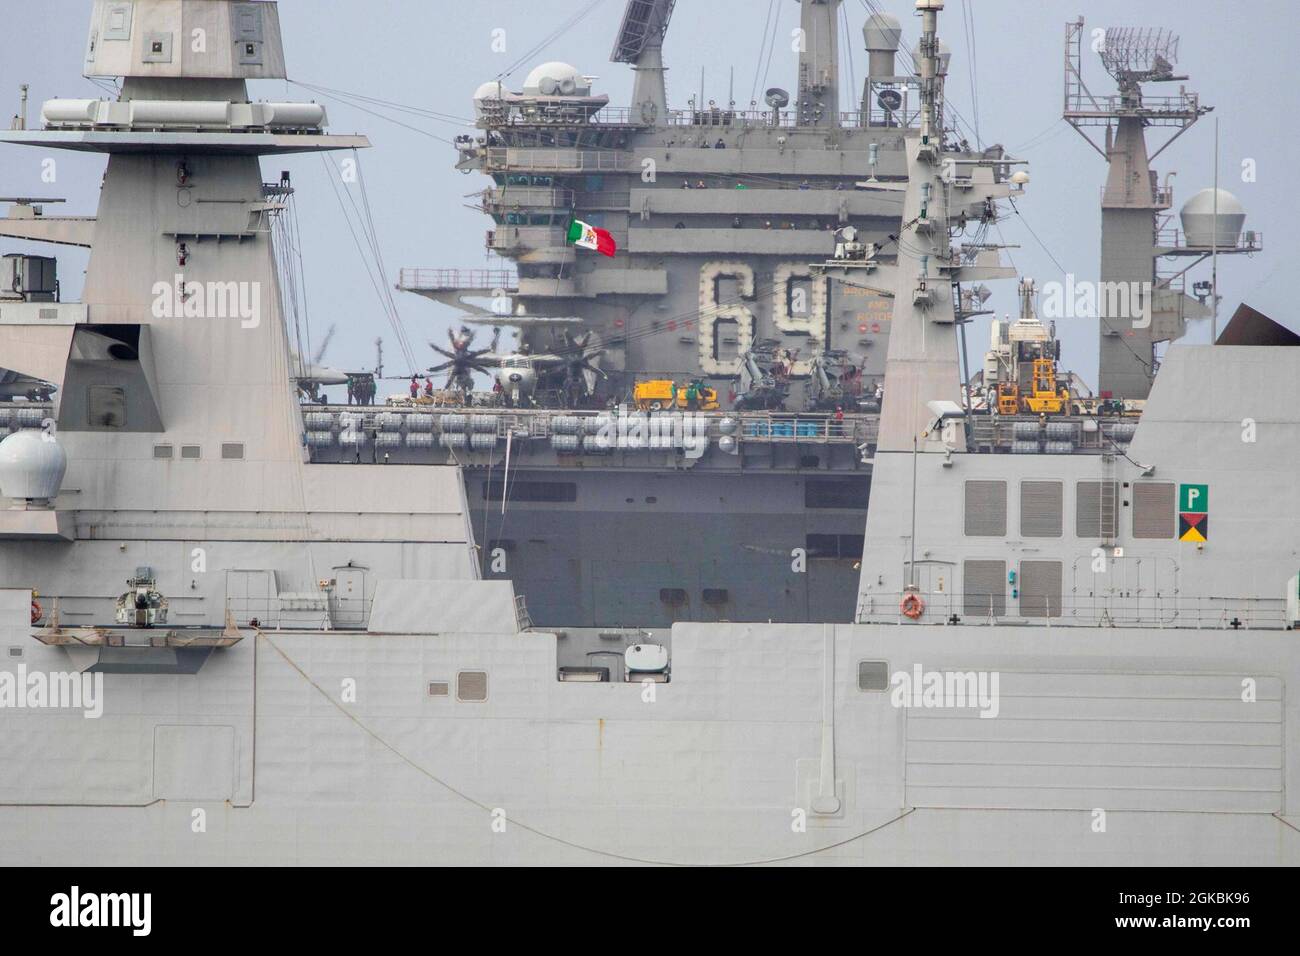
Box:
457 671 488 702
1020 481 1063 537
427 681 449 698
963 560 1007 617
1020 560 1063 617
1133 482 1175 539
964 480 1007 536
857 661 890 692
1076 481 1120 538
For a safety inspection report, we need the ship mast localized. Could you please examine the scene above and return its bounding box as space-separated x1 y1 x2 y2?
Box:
797 0 843 127
1063 19 1207 401
611 0 677 123
828 0 1021 452
873 0 961 451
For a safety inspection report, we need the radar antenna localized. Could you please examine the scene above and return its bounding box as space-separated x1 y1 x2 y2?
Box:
1099 28 1182 88
611 0 676 63
612 0 677 121
1062 17 1219 402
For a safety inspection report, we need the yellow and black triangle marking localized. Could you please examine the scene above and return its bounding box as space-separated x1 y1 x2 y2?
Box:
1179 512 1208 542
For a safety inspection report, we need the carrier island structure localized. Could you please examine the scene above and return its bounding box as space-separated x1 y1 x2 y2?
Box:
0 0 1297 866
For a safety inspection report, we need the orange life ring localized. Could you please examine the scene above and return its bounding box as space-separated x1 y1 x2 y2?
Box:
900 593 925 620
31 599 42 625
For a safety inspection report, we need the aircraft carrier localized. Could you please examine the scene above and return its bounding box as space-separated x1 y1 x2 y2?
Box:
0 0 1296 868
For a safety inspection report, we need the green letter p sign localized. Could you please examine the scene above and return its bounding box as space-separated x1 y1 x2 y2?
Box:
1179 483 1208 513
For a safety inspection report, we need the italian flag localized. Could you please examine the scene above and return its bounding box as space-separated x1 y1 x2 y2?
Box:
566 218 617 257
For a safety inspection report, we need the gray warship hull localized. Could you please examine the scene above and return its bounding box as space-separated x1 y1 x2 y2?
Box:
1 0 1297 868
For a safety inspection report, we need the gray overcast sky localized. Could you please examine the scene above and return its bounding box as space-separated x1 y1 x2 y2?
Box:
2 0 1295 387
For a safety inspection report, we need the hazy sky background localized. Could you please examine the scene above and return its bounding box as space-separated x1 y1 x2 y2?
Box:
2 0 1294 387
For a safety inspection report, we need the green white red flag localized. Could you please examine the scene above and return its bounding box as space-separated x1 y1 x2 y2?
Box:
566 218 616 257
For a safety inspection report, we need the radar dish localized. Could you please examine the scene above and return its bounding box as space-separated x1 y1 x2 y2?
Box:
764 88 790 109
1100 27 1179 82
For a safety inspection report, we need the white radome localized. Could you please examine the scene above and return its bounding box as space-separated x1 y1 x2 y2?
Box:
1180 187 1247 248
523 61 587 97
863 13 903 52
473 81 505 102
0 429 68 501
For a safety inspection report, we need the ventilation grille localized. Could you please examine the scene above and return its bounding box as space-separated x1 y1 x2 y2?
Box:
456 671 488 702
221 442 245 460
1132 482 1175 539
1020 560 1063 618
963 560 1007 617
964 480 1007 536
857 660 890 692
427 681 449 698
1020 481 1063 537
180 445 201 460
1076 481 1120 538
153 444 174 459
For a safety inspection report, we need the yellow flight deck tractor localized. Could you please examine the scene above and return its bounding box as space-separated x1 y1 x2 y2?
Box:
984 280 1074 417
1019 358 1070 414
633 379 720 411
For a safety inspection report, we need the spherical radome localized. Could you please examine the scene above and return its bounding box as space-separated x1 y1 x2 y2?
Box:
523 61 586 96
0 429 67 501
473 81 505 101
1180 188 1246 248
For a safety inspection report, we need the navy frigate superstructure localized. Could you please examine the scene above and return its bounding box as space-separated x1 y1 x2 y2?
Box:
0 0 1296 868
